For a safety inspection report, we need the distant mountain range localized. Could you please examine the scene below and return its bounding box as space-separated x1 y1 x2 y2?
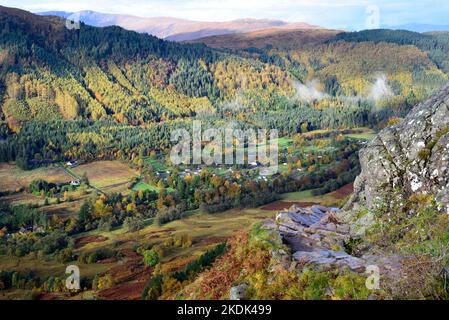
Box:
385 23 449 33
38 10 319 41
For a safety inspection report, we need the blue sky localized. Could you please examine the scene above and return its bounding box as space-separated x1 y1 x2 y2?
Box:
1 0 448 29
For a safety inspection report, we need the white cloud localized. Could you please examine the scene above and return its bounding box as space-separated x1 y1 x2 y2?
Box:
293 79 327 103
368 74 394 104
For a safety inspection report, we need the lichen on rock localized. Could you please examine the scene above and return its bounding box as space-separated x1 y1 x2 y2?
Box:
344 83 449 226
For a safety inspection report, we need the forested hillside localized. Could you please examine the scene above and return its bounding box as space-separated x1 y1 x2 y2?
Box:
1 6 449 168
0 6 293 165
2 5 449 301
194 28 449 106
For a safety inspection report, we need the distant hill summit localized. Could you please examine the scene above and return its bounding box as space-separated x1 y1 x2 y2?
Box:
386 23 449 33
38 10 319 41
188 28 340 49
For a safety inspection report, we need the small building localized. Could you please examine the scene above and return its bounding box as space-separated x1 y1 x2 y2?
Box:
66 161 78 168
19 227 31 235
70 180 81 186
158 172 169 179
33 226 45 233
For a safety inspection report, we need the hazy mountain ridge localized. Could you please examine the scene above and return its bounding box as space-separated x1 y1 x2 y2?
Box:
386 23 449 33
38 10 318 41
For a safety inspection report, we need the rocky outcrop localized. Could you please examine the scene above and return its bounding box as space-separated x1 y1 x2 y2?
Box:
345 83 449 216
260 85 449 294
263 205 403 278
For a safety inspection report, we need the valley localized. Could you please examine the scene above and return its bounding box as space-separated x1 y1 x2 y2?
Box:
1 4 449 300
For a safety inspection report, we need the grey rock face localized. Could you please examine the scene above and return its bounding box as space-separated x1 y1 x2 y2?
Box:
260 84 449 289
345 83 449 214
272 205 366 272
293 250 366 272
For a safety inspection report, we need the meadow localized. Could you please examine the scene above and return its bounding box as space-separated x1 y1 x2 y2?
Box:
0 127 366 300
0 203 281 299
72 161 139 193
0 163 72 193
0 161 139 217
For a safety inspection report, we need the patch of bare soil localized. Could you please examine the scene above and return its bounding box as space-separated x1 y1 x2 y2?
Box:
75 235 108 248
97 249 152 300
330 183 353 199
38 292 69 300
162 256 197 273
198 236 229 246
143 228 176 240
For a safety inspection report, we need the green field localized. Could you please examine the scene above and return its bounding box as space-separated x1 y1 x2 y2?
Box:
132 181 160 192
343 128 377 141
132 180 175 193
281 183 353 207
143 157 169 172
281 189 317 201
276 137 294 148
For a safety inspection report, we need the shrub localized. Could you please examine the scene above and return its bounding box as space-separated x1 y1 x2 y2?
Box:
172 243 227 282
155 207 183 225
418 148 431 160
143 249 160 267
123 215 145 232
33 231 69 255
29 179 53 194
97 217 114 231
333 272 370 300
56 248 75 263
97 274 114 290
172 234 193 248
78 248 116 264
298 269 331 300
142 274 163 300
